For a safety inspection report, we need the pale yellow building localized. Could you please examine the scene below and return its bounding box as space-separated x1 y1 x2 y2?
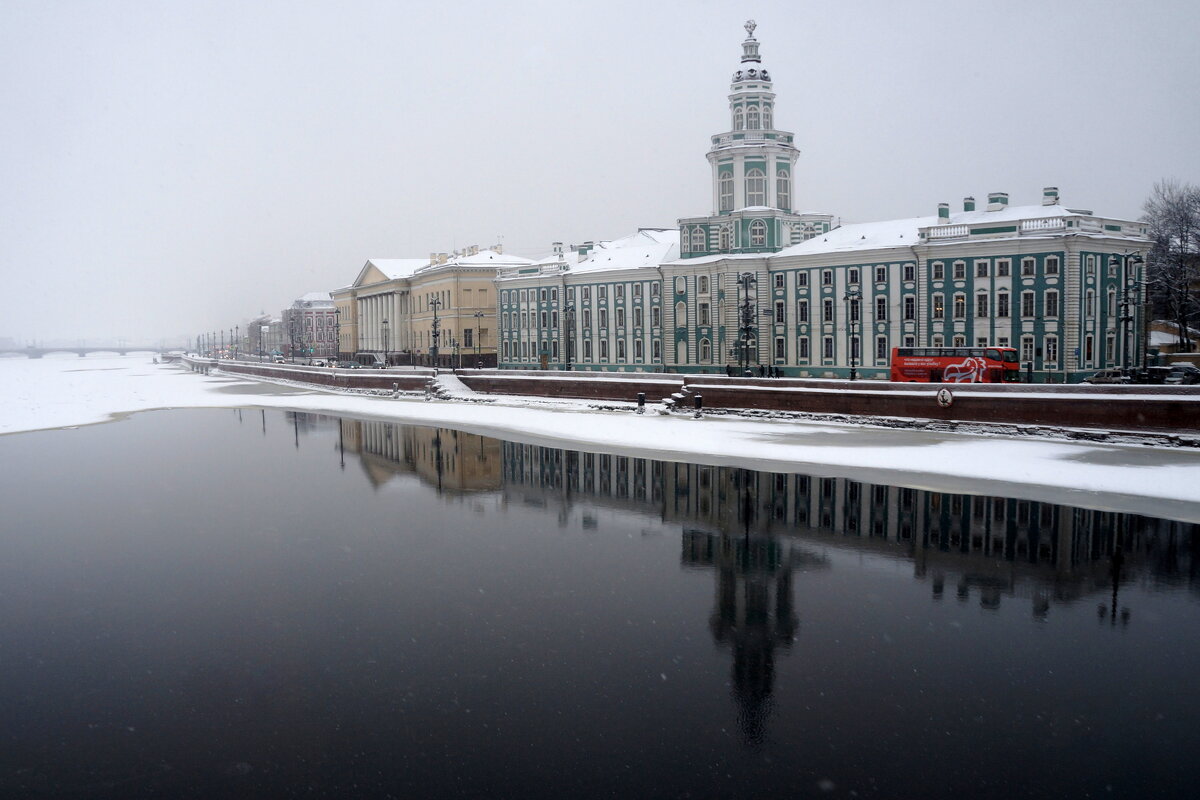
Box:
333 246 532 367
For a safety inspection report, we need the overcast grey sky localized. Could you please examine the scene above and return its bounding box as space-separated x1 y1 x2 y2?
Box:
2 0 1197 344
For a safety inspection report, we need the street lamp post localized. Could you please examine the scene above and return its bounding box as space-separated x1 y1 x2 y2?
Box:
234 325 239 360
844 289 862 381
452 337 460 369
736 272 758 375
334 308 341 363
563 304 575 371
473 310 485 368
381 318 390 367
429 297 442 367
1110 252 1145 375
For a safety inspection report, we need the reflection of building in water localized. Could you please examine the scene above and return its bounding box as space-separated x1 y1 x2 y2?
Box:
340 419 501 494
499 442 1197 615
500 444 665 521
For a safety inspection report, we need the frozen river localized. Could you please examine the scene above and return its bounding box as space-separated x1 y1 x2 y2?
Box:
1 396 1198 797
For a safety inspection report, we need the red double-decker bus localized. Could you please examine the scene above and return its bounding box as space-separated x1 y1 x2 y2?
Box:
890 346 1020 383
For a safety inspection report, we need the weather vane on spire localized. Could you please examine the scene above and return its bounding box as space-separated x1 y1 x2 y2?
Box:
744 19 757 38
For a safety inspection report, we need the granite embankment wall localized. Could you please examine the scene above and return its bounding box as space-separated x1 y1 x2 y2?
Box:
184 357 434 392
184 358 1200 434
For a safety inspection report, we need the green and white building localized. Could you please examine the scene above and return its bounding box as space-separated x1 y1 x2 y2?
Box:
496 22 1150 382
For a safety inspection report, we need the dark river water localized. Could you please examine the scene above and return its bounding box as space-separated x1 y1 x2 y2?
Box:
1 409 1197 799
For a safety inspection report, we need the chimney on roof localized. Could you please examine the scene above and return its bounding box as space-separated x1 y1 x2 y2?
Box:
492 242 503 254
553 241 563 255
1042 186 1059 206
987 192 1009 212
963 196 975 212
468 244 479 256
429 252 437 263
438 253 448 264
937 202 950 224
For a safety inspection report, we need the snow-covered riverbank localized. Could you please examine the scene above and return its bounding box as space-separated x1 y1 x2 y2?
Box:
4 355 1200 521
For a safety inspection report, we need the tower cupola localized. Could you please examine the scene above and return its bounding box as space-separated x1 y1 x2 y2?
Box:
732 19 769 84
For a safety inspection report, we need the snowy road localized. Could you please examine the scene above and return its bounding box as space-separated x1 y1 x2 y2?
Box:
4 355 1200 521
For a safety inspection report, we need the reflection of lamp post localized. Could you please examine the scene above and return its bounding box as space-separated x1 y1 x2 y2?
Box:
1109 252 1145 374
429 297 442 367
563 304 576 371
473 310 485 367
381 318 390 367
844 289 862 381
452 337 460 369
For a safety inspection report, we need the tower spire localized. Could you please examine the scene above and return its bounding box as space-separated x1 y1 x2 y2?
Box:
741 19 761 63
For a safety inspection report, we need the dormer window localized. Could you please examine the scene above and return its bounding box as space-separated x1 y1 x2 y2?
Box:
747 105 760 130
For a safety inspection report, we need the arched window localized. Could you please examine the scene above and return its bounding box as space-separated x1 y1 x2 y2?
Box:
747 105 760 130
698 276 709 294
718 227 731 252
749 220 767 248
700 338 711 362
776 170 790 211
745 169 766 206
733 107 744 130
690 226 705 253
763 105 772 129
675 301 686 326
719 172 733 212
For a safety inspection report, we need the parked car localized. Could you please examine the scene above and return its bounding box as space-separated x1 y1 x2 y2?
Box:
352 352 387 368
1164 363 1200 385
1084 368 1130 385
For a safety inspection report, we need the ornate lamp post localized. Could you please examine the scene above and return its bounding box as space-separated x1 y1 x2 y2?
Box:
844 289 862 381
1109 252 1145 374
429 297 442 367
737 272 758 375
381 318 390 367
563 304 575 371
473 310 485 367
334 308 341 363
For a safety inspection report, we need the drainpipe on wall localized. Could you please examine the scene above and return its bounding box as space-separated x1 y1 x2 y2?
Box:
908 245 924 348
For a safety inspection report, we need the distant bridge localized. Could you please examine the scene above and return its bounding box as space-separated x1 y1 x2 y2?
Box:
0 346 167 359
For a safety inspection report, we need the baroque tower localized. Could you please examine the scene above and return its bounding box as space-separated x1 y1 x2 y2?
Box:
679 21 833 258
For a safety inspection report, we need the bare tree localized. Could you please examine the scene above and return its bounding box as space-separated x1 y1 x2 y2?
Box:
1143 179 1200 349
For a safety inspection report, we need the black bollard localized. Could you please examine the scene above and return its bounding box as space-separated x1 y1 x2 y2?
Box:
637 392 646 414
693 393 703 419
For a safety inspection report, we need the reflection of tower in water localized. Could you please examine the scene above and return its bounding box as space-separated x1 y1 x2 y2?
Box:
681 470 828 746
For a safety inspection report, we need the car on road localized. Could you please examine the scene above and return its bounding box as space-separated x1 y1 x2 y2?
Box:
1084 369 1128 383
1164 363 1200 385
